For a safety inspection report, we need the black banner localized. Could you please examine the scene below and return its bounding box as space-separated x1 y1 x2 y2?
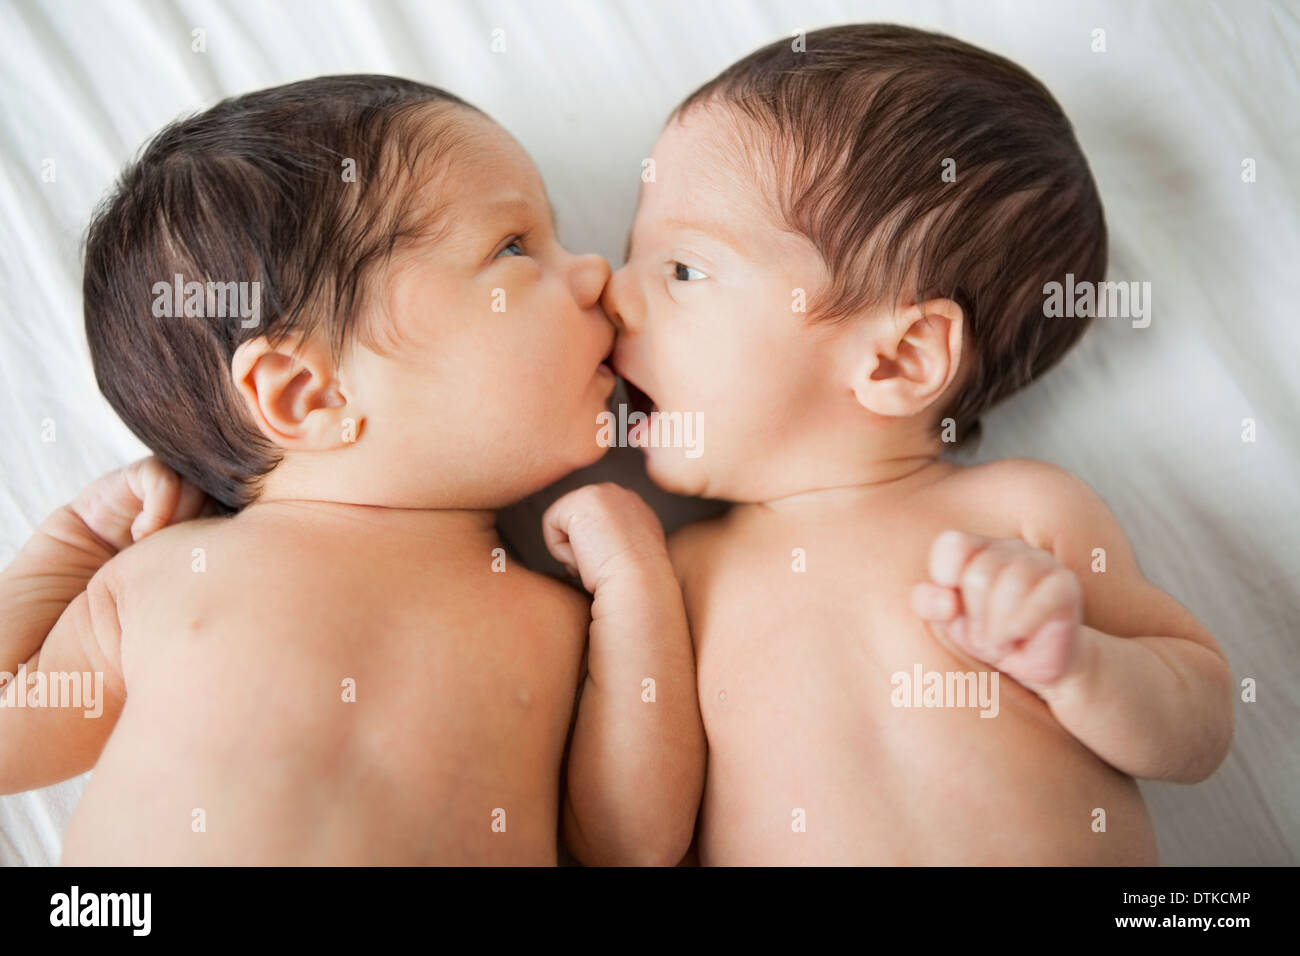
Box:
0 865 1284 942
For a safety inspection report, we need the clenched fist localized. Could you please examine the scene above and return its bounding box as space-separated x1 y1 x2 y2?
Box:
541 483 671 593
71 456 213 553
910 530 1087 694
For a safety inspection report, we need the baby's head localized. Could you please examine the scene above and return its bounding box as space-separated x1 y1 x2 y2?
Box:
605 24 1105 501
85 75 614 512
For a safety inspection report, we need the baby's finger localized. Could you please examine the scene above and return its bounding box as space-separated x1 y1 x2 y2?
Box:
129 460 182 540
910 581 961 622
1000 619 1078 689
1001 569 1083 644
955 544 1019 643
123 456 167 505
171 477 211 524
541 496 583 577
541 521 577 569
928 530 990 588
984 554 1056 651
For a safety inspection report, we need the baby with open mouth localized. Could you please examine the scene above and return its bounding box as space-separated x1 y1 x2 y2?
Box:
0 75 704 864
604 24 1233 863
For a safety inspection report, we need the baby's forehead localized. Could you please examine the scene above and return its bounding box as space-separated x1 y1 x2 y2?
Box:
643 108 781 221
430 114 547 204
652 111 750 188
397 113 552 246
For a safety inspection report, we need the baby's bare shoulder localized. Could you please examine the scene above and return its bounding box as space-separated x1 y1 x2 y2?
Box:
943 457 1126 554
115 514 591 655
949 456 1090 497
100 514 233 592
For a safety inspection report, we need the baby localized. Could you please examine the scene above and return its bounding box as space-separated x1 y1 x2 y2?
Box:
0 76 703 864
604 25 1233 864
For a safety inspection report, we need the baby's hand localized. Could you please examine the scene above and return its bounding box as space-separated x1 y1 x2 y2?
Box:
910 530 1086 693
541 483 671 592
70 456 212 554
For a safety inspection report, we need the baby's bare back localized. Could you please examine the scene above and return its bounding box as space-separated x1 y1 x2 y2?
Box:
675 462 1156 865
61 506 586 864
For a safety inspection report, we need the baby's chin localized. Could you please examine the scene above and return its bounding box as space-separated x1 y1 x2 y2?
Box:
533 424 615 486
573 430 614 472
456 423 611 508
641 445 714 500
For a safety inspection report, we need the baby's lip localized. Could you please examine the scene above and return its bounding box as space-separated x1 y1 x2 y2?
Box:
608 356 636 390
597 341 616 378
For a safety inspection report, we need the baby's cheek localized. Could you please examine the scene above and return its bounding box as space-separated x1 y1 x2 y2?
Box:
668 342 730 407
515 369 583 438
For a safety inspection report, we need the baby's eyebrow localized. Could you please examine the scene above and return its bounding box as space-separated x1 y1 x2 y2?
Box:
482 194 555 233
662 216 747 256
621 216 748 264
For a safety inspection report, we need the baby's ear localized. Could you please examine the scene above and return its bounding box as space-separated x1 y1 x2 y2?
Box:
231 335 357 450
851 298 964 418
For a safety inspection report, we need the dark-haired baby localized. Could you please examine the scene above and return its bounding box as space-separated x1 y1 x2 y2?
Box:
604 26 1232 864
0 78 704 864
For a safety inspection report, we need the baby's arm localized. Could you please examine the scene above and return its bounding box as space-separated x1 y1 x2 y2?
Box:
0 457 207 792
543 484 706 865
911 465 1233 783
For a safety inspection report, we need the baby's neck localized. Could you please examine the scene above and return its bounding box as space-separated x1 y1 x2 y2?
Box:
743 454 955 516
242 496 501 550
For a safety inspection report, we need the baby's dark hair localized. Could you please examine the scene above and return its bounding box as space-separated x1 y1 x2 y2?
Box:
84 75 477 510
674 24 1107 447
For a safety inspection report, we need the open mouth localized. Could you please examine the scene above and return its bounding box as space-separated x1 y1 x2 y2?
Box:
622 376 658 418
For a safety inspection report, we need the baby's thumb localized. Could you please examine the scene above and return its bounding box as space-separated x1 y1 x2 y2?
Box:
911 581 960 623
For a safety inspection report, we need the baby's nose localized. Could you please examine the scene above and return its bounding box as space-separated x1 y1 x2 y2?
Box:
571 253 611 310
601 265 640 335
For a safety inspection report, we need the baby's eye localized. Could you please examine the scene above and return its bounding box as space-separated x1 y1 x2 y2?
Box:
673 262 708 281
495 237 526 258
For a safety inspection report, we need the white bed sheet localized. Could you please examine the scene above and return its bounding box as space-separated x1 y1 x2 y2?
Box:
1 0 1296 866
